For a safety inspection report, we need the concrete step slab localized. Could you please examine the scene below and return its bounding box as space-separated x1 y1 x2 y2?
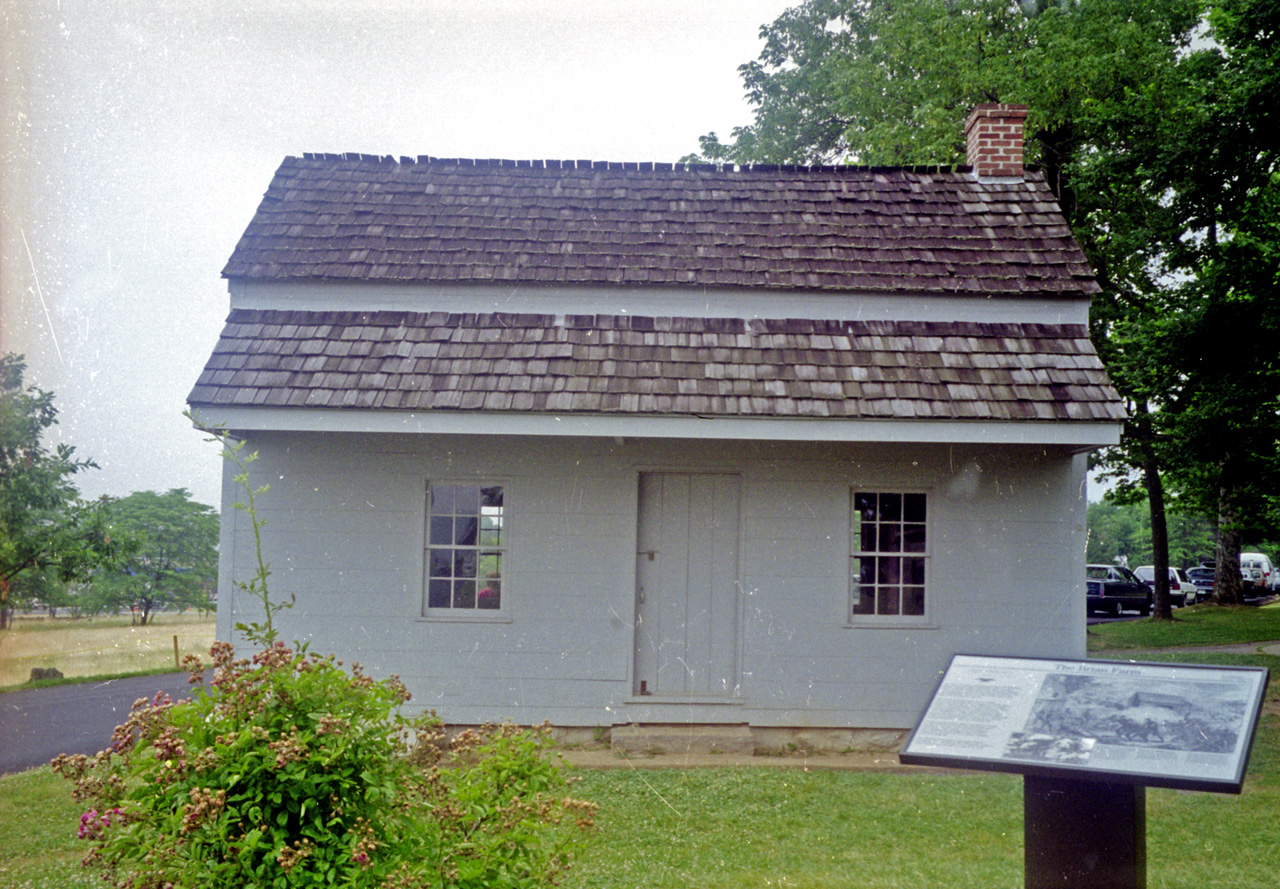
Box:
611 723 754 756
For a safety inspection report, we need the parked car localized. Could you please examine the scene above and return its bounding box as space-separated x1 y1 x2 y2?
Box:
1185 566 1215 602
1133 565 1194 607
1240 553 1276 595
1086 564 1153 616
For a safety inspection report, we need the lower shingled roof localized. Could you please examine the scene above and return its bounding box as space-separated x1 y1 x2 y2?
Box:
187 310 1125 422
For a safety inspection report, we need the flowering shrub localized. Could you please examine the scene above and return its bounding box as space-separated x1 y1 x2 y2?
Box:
52 640 596 888
55 423 595 886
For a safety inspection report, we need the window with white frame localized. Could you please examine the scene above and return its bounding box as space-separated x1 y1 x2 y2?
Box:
424 483 504 612
850 491 927 620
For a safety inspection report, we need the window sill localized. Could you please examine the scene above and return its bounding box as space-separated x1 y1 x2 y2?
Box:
843 621 939 631
417 613 512 624
624 696 745 706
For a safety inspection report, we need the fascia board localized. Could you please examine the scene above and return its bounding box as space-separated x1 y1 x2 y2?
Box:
226 280 1093 326
189 406 1121 450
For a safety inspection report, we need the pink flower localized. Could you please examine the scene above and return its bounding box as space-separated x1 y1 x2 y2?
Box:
78 807 121 840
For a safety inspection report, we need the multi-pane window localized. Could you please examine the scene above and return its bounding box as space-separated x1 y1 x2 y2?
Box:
851 491 927 619
425 483 504 612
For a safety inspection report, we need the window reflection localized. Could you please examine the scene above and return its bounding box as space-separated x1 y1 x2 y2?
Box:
850 491 927 620
425 483 504 612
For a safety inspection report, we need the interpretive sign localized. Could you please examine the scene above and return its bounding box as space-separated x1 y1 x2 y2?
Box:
900 654 1268 793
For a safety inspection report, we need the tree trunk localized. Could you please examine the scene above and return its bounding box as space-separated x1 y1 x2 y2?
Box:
1214 483 1244 605
1137 404 1173 619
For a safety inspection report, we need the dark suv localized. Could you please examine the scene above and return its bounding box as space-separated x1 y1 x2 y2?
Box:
1186 566 1215 603
1086 564 1153 616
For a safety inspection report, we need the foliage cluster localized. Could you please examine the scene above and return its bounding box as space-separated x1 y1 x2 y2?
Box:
0 353 132 625
1141 0 1280 589
89 489 219 625
50 422 594 888
1083 498 1265 569
2 358 217 624
51 639 595 888
8 488 218 623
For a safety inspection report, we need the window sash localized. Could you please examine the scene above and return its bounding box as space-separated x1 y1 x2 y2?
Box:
425 483 504 612
851 490 928 620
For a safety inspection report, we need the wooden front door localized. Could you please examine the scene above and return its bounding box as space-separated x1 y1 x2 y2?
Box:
633 472 740 696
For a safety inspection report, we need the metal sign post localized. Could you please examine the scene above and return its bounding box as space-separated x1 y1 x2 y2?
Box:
1024 776 1144 889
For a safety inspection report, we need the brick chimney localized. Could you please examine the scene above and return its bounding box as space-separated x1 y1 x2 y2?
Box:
964 104 1028 178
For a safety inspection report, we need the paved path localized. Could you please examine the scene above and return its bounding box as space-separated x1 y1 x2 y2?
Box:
0 672 203 775
1103 640 1280 658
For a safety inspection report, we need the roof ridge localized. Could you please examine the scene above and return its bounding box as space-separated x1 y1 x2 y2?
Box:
225 306 1089 332
294 153 979 175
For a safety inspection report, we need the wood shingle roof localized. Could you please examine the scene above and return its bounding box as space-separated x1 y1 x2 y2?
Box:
223 155 1100 295
197 153 1125 426
189 311 1125 423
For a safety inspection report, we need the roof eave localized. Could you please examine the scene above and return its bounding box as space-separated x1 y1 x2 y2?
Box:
188 405 1122 452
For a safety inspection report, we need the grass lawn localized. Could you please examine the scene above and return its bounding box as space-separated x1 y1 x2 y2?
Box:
2 608 1277 888
561 742 1280 889
1086 601 1280 651
565 768 1026 889
9 690 1276 889
0 768 100 889
0 613 215 688
563 637 1280 889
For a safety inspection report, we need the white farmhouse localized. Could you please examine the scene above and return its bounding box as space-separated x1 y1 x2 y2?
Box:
190 104 1124 750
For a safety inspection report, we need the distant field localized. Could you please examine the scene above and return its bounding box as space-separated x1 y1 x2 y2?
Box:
0 614 216 687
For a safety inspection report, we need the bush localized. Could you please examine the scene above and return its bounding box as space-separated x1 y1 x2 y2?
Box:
52 640 595 888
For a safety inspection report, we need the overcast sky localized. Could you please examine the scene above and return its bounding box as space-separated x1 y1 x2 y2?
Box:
2 0 795 509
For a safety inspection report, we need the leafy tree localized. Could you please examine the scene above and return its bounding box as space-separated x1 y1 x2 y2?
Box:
1134 0 1280 604
9 568 74 618
1165 509 1223 570
1086 498 1219 568
94 488 218 625
691 0 1280 619
1086 500 1149 567
0 353 130 628
71 581 125 619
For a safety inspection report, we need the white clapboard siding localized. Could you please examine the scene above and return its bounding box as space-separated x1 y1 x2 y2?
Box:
217 434 1086 728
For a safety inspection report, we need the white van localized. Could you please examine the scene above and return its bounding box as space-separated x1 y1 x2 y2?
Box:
1240 552 1276 593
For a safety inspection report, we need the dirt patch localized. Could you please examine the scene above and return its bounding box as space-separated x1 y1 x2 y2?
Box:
556 748 930 772
0 615 216 687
